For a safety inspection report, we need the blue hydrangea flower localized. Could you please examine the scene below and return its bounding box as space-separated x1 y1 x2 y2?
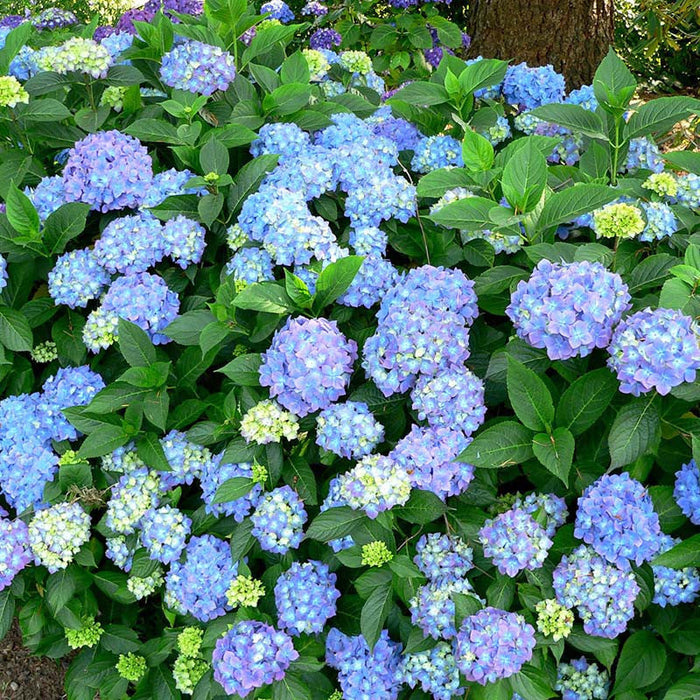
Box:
48 248 112 309
25 175 65 221
625 137 664 174
675 173 700 210
607 307 700 395
639 201 677 242
414 533 473 583
575 473 661 569
160 40 236 95
100 31 134 62
338 256 399 308
366 106 421 151
251 485 307 554
319 477 354 552
652 533 700 607
0 444 59 513
162 215 206 268
274 560 340 635
93 213 166 274
105 536 134 572
62 130 153 212
480 507 553 576
399 642 462 700
226 247 275 285
674 459 700 525
502 63 566 111
139 505 191 564
411 135 464 173
348 226 388 256
213 621 298 697
251 122 310 163
326 628 402 700
33 7 78 30
105 467 161 535
200 456 262 521
390 425 474 500
141 168 203 208
0 517 32 590
513 492 568 537
553 545 640 638
315 401 384 459
259 317 357 417
454 607 536 684
261 148 336 200
556 657 610 700
0 255 6 293
302 1 327 15
261 0 294 21
166 535 238 621
28 502 91 573
343 171 416 228
507 260 631 361
159 430 212 489
309 28 342 51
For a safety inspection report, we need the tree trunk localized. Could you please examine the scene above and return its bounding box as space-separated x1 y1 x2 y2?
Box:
461 0 615 88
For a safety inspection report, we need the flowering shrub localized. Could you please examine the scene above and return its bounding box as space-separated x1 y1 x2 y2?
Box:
0 1 700 699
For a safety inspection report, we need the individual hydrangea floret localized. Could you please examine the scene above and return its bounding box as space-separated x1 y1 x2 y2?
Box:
535 599 574 641
240 399 300 445
160 40 236 95
213 621 298 697
338 454 412 519
326 628 402 700
414 533 473 583
0 517 32 590
361 541 393 567
410 579 478 640
502 62 565 111
65 616 104 649
315 401 384 459
592 201 645 239
553 545 639 638
399 642 462 700
674 459 700 525
250 485 307 554
105 467 161 535
607 307 700 396
200 457 262 520
28 502 91 573
506 259 631 360
62 130 153 212
165 535 238 621
555 657 610 700
226 574 265 608
116 653 147 683
274 560 340 635
259 317 358 417
652 533 700 607
480 507 553 576
411 135 464 173
139 505 191 564
454 607 536 684
575 473 661 569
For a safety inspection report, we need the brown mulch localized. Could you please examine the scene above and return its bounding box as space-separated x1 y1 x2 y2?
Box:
0 623 68 700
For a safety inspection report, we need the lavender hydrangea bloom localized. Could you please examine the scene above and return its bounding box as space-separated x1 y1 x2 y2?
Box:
93 213 166 274
513 492 568 537
414 533 474 583
259 317 357 416
165 535 238 621
502 63 566 111
214 621 298 697
338 256 399 308
251 485 307 554
261 0 295 21
274 560 340 635
625 137 665 174
507 260 631 360
315 401 384 459
302 0 328 15
326 628 402 700
309 28 342 50
226 247 275 285
411 135 463 173
410 579 477 639
48 249 111 309
390 425 475 500
62 131 153 212
0 255 6 293
575 473 661 569
25 176 65 221
553 545 639 638
674 460 700 524
159 430 212 489
400 642 462 700
139 505 191 564
0 517 32 590
652 533 700 607
160 40 236 95
454 608 536 684
141 168 203 208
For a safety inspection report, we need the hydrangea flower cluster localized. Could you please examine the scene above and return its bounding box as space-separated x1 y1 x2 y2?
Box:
414 533 473 583
213 621 298 697
507 260 632 360
240 399 300 444
553 545 640 638
315 401 384 459
274 560 340 635
454 607 536 684
105 467 161 535
28 502 91 573
410 578 477 639
160 40 236 95
555 657 610 699
513 492 568 536
139 506 191 564
592 201 646 239
607 307 700 395
535 599 574 641
250 485 307 554
200 457 262 520
261 0 294 21
625 136 664 173
399 643 462 700
639 200 677 241
652 534 700 607
574 473 661 569
49 37 113 78
411 135 464 173
501 63 566 111
0 517 32 590
159 430 212 489
259 317 357 416
674 459 700 524
48 249 111 309
0 75 29 107
65 616 104 649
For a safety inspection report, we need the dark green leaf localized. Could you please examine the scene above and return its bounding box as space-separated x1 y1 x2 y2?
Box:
118 319 157 367
0 307 33 352
608 396 660 469
458 421 534 468
532 428 574 485
507 356 554 432
395 490 447 524
212 477 254 505
652 534 700 569
306 507 366 542
556 368 618 435
217 354 262 386
312 256 364 312
360 580 393 650
613 631 665 695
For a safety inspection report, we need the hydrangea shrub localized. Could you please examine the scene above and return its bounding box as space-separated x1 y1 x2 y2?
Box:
0 1 699 699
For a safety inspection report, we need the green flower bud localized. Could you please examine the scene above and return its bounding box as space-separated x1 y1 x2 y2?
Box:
173 655 209 694
116 653 147 683
535 598 574 641
226 574 265 608
592 202 645 239
0 76 29 108
177 627 204 658
643 172 679 198
31 341 58 363
361 541 393 567
65 616 104 649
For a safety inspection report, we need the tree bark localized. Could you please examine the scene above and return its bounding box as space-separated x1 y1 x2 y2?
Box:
461 0 615 88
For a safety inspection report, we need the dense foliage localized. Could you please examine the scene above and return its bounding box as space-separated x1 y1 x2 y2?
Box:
1 1 700 699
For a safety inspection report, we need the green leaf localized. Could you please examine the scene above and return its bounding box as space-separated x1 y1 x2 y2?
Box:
6 182 39 238
42 202 91 256
663 676 700 700
568 627 619 669
233 282 297 314
415 168 473 198
428 195 496 230
462 129 494 172
263 83 311 116
652 534 700 569
136 433 171 473
537 184 619 231
199 137 229 176
627 253 677 293
612 631 665 695
59 461 93 491
625 96 699 141
271 672 312 700
280 51 310 84
164 310 216 346
556 368 618 436
502 138 548 212
510 665 556 700
608 396 660 469
486 575 515 609
144 389 170 431
306 506 366 542
507 356 554 432
529 103 607 139
88 383 151 413
16 98 71 123
649 485 685 533
78 424 130 459
593 48 637 109
241 23 298 66
388 81 449 106
458 421 534 469
0 22 32 75
395 490 448 524
663 150 700 174
124 118 182 144
458 58 508 95
532 428 574 485
45 568 78 615
284 456 317 505
0 590 15 641
0 307 33 352
312 256 364 312
217 354 262 386
206 0 246 25
474 265 529 296
118 319 157 367
360 580 392 650
212 477 254 505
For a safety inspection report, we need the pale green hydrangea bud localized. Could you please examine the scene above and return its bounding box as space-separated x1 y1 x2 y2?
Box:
240 399 300 445
643 172 679 198
535 598 574 641
226 574 265 608
252 462 268 484
340 50 373 75
177 627 203 658
82 307 119 352
31 340 58 363
303 49 331 81
361 541 393 567
173 655 209 694
328 691 342 700
127 570 164 600
233 344 248 357
58 449 82 466
226 224 248 251
65 616 104 649
592 202 645 239
51 38 113 79
116 653 147 683
0 76 29 108
100 86 127 112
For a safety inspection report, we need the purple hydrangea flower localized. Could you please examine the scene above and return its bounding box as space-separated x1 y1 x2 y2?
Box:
0 517 32 590
162 215 206 268
315 401 384 459
250 485 307 554
309 28 342 50
48 249 112 309
399 642 462 700
652 533 700 607
160 40 236 95
674 459 700 525
25 175 65 221
93 213 165 274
